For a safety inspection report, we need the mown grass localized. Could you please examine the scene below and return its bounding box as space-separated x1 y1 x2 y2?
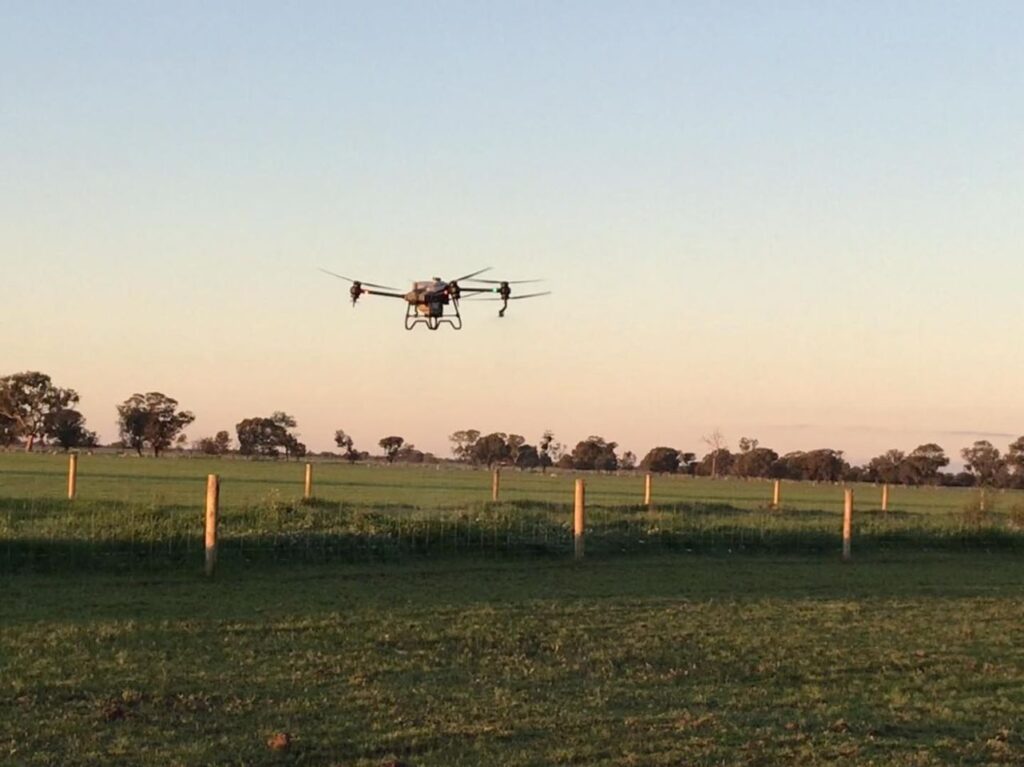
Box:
3 555 1024 766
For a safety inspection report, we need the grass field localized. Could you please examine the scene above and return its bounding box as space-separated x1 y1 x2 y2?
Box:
2 453 1023 574
3 555 1024 766
2 454 1024 765
2 452 1017 514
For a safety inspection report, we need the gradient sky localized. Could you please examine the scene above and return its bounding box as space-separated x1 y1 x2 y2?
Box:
3 1 1023 464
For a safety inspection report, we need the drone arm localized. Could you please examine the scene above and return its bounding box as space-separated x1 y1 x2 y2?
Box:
361 289 408 299
456 286 497 295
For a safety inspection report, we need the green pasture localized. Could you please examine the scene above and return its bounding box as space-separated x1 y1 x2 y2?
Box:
1 451 1017 513
3 555 1024 766
2 453 1023 574
3 454 1024 765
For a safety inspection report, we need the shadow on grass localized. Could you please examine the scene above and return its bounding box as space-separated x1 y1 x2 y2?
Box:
6 549 1024 632
4 495 1021 575
3 525 1021 575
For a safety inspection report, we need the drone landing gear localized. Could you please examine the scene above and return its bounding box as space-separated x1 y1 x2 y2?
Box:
404 302 463 331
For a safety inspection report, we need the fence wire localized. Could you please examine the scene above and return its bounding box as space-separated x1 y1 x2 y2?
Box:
2 494 1023 574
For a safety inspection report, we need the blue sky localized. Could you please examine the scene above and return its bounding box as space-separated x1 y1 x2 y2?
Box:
3 1 1023 462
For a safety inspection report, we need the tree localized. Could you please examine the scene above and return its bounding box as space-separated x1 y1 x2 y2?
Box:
236 417 284 457
195 431 232 455
379 436 404 463
195 436 220 455
773 449 846 481
283 434 306 460
571 436 618 471
620 450 637 471
679 452 698 475
506 434 525 464
235 415 301 459
334 430 353 451
116 392 195 457
538 430 560 471
844 464 868 483
471 433 511 467
449 429 481 462
867 449 905 484
515 444 540 469
44 408 97 451
701 429 728 478
698 448 733 477
640 447 681 474
214 430 232 454
934 470 973 487
802 449 847 482
334 429 360 463
1007 437 1024 466
395 443 425 463
270 411 297 429
1006 436 1024 488
900 443 949 486
0 372 79 452
774 451 807 480
732 447 778 478
269 412 304 460
961 440 1005 486
0 414 18 447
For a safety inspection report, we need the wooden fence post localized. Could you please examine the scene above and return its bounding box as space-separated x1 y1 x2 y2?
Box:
303 463 313 500
574 478 586 560
772 479 781 510
67 453 78 500
205 474 219 576
881 483 889 513
644 473 652 507
842 487 853 562
492 469 500 502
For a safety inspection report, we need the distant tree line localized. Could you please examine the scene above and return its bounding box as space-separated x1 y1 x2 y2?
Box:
0 372 96 452
4 370 1024 488
631 436 1024 490
442 430 1024 489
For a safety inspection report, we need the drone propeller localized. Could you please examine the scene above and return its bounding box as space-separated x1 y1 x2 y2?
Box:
463 286 551 317
318 268 400 291
319 267 403 306
465 291 552 301
464 278 542 285
438 267 493 301
449 267 492 284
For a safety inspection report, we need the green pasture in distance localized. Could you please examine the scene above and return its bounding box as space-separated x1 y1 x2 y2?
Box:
3 554 1024 766
0 452 1015 514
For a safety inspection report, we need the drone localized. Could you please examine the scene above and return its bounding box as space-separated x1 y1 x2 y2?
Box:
320 267 550 330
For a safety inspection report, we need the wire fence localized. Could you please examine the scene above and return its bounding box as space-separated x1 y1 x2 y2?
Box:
3 493 1023 574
